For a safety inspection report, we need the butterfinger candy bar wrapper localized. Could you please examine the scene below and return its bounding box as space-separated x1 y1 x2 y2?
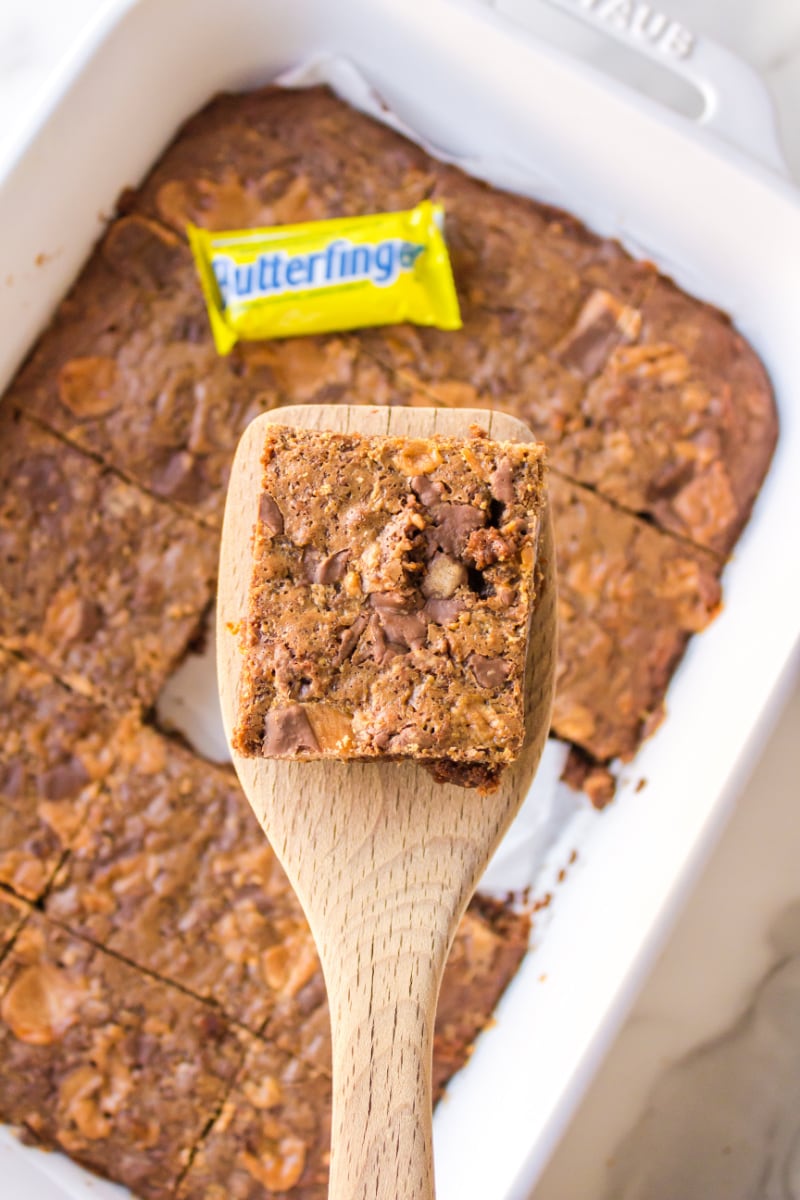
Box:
188 200 462 354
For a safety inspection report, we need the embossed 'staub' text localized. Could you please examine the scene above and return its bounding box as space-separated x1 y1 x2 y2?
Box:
573 0 695 60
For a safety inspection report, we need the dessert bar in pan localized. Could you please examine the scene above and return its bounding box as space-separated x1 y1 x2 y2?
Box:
0 83 777 1200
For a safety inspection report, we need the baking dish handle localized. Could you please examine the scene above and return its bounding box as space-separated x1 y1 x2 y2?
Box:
489 0 789 176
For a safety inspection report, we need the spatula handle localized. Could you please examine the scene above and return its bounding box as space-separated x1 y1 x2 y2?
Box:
326 940 440 1200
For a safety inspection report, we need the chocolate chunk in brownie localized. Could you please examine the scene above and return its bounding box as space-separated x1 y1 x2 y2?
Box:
178 1037 332 1200
0 914 245 1200
46 721 308 1030
0 411 218 706
550 475 722 761
0 651 118 900
232 426 546 777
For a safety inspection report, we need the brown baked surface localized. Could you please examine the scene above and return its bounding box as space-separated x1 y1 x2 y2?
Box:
550 475 721 761
118 86 776 556
45 721 307 1031
0 650 118 900
177 1037 332 1200
0 913 246 1199
0 901 529 1199
0 81 779 1198
0 409 218 707
233 426 545 776
178 895 529 1200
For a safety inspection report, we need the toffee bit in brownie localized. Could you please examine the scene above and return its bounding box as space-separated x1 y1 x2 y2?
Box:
421 552 466 599
233 426 546 785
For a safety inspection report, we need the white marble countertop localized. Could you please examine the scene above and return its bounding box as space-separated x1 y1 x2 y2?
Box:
0 4 798 1199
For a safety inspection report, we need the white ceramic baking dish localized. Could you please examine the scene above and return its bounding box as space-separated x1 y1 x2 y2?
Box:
1 1 799 1199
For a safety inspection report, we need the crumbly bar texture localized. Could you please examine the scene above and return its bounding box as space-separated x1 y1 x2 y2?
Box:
0 650 118 900
0 914 245 1200
0 410 218 707
46 721 308 1031
548 275 780 554
10 238 273 527
232 426 546 782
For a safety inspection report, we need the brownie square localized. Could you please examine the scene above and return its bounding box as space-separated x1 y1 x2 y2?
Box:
0 914 245 1200
0 412 218 706
10 229 279 527
360 163 656 419
46 721 306 1030
178 1037 332 1200
232 425 546 778
552 276 778 555
550 475 722 761
0 651 118 900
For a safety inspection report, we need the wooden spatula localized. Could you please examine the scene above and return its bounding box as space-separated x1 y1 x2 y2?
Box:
218 404 556 1200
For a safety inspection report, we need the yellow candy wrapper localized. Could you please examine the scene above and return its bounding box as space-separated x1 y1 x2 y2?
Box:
187 201 462 355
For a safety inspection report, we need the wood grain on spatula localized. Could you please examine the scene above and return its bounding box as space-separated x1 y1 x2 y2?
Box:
218 404 556 1200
